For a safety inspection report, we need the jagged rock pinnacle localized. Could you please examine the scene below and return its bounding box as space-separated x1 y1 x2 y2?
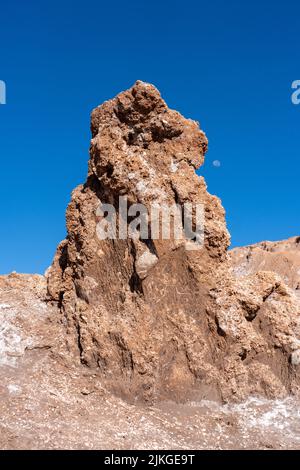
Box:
47 82 300 403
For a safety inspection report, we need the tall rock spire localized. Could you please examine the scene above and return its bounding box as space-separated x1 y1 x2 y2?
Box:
47 82 300 402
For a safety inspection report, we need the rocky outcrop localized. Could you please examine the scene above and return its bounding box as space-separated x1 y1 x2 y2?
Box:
1 273 300 449
230 236 300 291
47 81 300 403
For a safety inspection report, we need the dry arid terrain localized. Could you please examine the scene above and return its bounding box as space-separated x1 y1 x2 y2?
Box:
0 272 300 450
1 82 300 450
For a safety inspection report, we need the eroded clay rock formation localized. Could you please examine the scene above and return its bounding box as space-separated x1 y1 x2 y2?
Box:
230 236 300 291
47 81 300 402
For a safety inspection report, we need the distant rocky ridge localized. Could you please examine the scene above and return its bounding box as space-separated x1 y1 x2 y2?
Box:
44 81 300 403
230 236 300 292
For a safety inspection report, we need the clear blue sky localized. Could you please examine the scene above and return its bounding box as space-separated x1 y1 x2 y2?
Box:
0 0 299 274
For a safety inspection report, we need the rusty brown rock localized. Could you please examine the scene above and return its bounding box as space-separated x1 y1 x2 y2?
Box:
2 272 300 449
47 81 300 403
230 236 300 291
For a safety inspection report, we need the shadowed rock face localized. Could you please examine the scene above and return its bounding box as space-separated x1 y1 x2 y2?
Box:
47 81 300 403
